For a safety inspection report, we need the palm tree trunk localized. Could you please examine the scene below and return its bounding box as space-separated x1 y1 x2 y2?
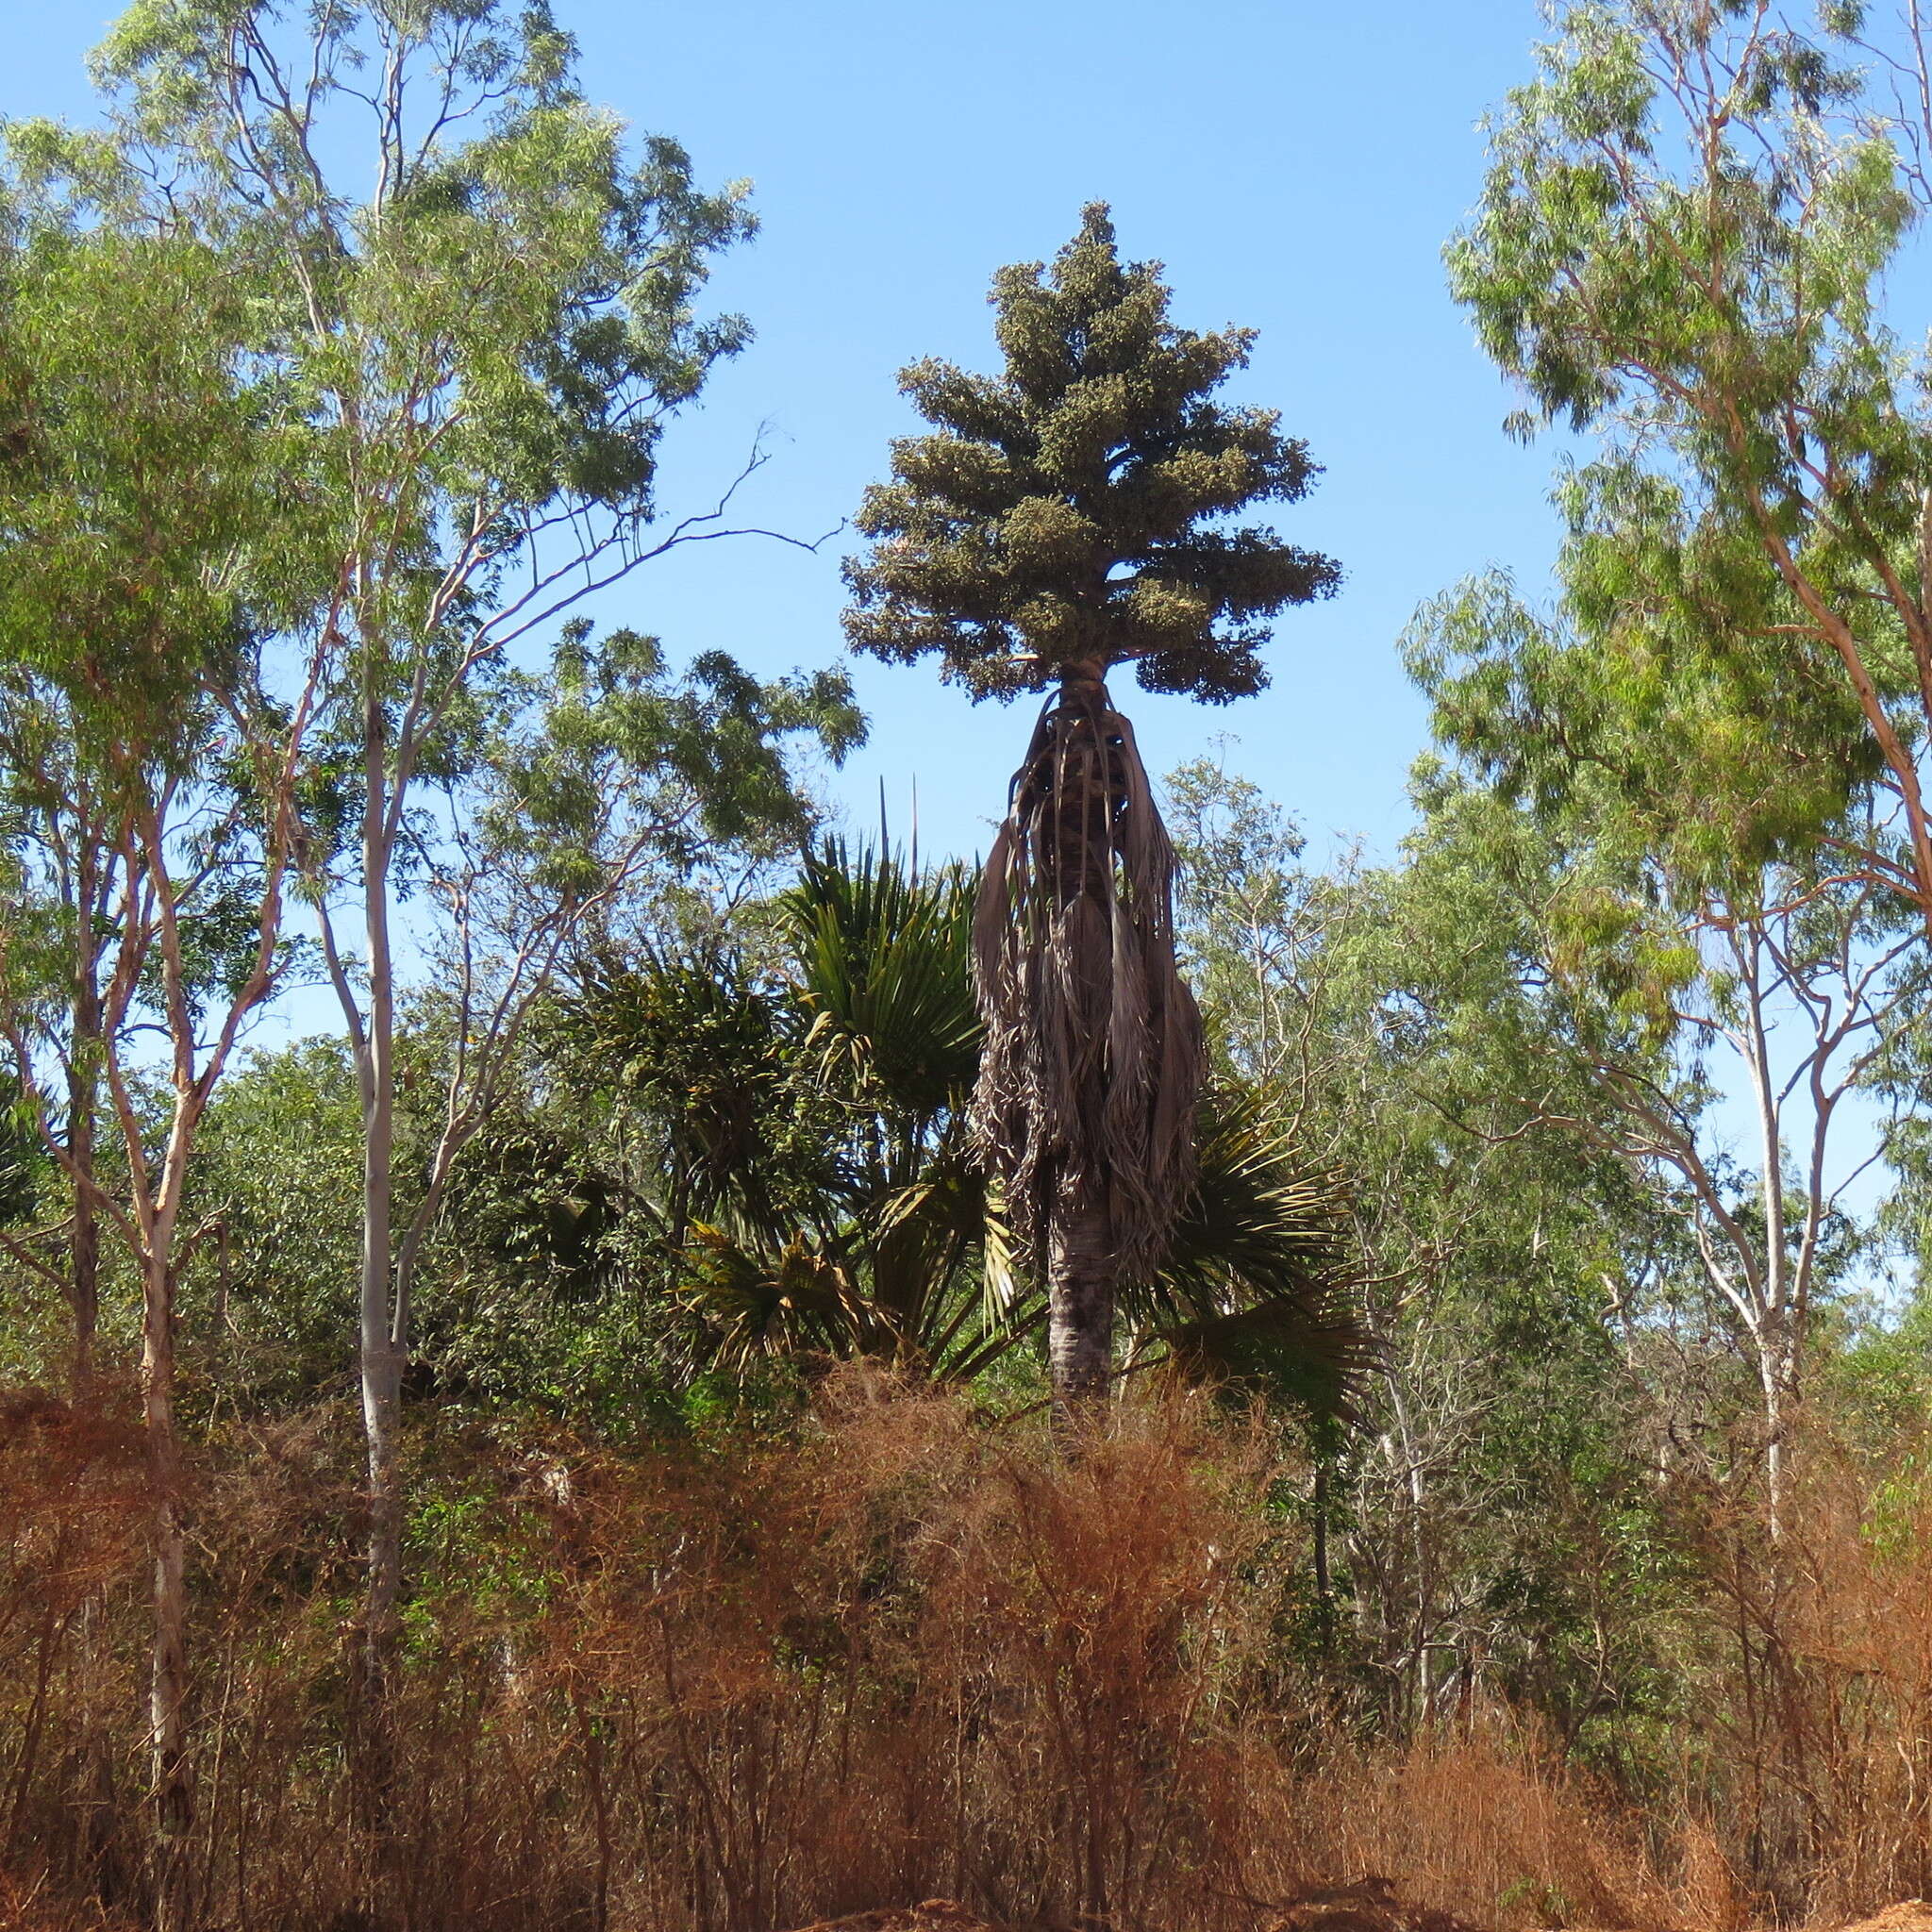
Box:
1042 669 1123 1423
974 666 1202 1427
1047 1190 1115 1420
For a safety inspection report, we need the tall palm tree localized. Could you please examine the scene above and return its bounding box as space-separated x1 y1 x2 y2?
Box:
842 207 1341 1417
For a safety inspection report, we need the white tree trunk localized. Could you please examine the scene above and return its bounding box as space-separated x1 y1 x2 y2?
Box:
139 1245 192 1929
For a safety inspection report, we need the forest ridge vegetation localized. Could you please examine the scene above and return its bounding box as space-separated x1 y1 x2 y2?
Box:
6 4 1932 1932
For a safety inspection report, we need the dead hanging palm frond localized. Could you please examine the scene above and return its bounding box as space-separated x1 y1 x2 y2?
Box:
973 677 1204 1285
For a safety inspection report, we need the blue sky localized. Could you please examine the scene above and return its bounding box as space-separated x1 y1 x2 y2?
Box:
2 0 1565 868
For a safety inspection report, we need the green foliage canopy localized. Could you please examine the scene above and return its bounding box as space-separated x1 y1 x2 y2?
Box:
1446 0 1932 916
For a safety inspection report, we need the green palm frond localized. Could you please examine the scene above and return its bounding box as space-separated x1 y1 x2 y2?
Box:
781 837 980 1123
678 1224 888 1372
559 844 1029 1387
573 843 1370 1407
980 1185 1025 1328
1135 1082 1371 1415
550 943 839 1240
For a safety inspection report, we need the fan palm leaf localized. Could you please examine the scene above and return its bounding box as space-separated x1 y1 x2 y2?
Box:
1135 1081 1372 1412
780 836 979 1128
556 841 1362 1412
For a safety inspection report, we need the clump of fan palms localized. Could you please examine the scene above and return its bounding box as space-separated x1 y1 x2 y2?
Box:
541 839 1363 1408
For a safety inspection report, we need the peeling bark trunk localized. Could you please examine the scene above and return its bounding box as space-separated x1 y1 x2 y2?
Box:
66 1078 98 1395
356 690 405 1803
1758 1322 1796 1545
358 990 400 1691
358 1274 402 1687
65 841 104 1396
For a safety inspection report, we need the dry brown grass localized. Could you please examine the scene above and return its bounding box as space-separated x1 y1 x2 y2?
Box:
9 1374 1932 1932
1277 1728 1677 1932
1681 1426 1932 1924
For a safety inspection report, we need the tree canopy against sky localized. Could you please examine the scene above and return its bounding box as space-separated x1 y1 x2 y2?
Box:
11 8 1932 1928
0 215 312 1861
842 203 1339 703
0 1 1551 874
1445 0 1932 932
4 0 862 1829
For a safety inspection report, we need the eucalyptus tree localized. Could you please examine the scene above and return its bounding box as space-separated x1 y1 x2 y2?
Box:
1408 527 1924 1535
0 214 308 1879
0 667 117 1392
1449 0 1932 935
31 0 862 1703
843 206 1341 1416
1395 757 1911 1538
1164 752 1351 1111
1163 754 1682 1727
1412 563 1918 1536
